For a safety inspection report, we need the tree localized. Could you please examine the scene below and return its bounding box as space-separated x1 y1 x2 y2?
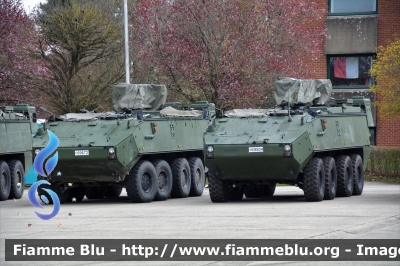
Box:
371 39 400 118
0 0 46 106
33 0 124 114
130 0 326 109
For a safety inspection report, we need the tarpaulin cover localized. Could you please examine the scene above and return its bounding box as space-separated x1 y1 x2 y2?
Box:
274 78 332 106
112 83 167 111
224 109 271 118
160 106 202 117
59 112 112 121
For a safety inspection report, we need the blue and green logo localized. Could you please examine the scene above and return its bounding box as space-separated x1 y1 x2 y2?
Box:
28 131 60 220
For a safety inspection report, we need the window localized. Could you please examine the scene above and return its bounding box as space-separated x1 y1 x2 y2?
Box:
329 0 377 15
328 55 375 89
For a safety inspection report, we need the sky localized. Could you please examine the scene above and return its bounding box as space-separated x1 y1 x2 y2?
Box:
22 0 47 13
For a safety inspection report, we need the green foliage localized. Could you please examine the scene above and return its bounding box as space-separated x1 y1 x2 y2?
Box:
370 39 400 118
34 0 124 114
366 146 400 183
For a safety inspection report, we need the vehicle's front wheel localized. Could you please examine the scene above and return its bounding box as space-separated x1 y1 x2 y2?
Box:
209 174 229 202
125 160 157 203
0 161 11 201
303 157 325 202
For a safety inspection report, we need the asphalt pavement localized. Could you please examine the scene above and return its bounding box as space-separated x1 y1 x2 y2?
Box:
1 181 399 266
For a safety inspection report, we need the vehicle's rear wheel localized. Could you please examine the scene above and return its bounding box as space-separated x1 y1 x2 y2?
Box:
8 160 25 199
351 154 364 196
209 174 229 202
228 187 243 201
38 184 69 204
153 160 172 201
262 183 276 197
86 186 106 199
336 155 353 197
303 157 325 202
68 187 86 202
0 161 11 201
322 157 337 200
244 184 262 198
188 157 205 197
125 160 157 203
104 186 123 198
170 158 191 198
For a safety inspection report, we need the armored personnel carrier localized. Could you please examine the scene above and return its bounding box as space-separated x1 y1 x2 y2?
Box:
204 78 374 202
0 104 37 200
33 84 215 203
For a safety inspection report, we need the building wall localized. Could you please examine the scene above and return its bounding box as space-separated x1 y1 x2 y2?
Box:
375 0 400 146
302 0 399 146
302 1 328 79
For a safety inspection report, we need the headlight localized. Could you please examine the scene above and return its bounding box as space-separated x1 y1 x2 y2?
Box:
108 147 116 159
283 144 292 157
206 145 214 159
34 149 41 155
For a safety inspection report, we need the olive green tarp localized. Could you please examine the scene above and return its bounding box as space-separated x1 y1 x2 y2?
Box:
112 83 167 111
274 78 332 106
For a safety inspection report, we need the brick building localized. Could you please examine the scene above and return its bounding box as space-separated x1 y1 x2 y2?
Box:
302 0 399 146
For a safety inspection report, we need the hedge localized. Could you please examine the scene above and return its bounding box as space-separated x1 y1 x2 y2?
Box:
366 146 400 182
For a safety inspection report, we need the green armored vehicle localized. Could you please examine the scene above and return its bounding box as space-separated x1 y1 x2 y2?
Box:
0 104 37 201
33 84 215 203
204 78 374 202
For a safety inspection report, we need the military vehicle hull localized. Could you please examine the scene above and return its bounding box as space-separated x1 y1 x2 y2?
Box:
206 114 371 182
33 85 214 204
204 79 374 203
0 104 37 201
37 118 207 183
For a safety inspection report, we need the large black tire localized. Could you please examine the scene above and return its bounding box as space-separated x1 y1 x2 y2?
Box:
351 154 364 196
303 157 325 202
170 158 191 198
85 186 106 199
228 187 243 201
209 174 229 202
244 184 262 198
8 160 25 199
0 161 11 201
125 160 157 203
38 184 70 204
322 157 337 200
336 155 353 197
68 187 86 202
153 160 173 201
188 157 205 197
104 186 123 198
262 183 276 197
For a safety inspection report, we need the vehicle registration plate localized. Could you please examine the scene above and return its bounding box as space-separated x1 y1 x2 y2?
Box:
249 147 263 153
75 150 89 156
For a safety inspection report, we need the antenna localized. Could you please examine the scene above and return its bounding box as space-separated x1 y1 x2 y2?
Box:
124 0 130 84
288 90 292 122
